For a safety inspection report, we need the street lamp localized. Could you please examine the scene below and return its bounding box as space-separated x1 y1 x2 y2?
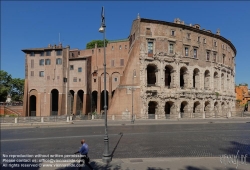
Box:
131 69 136 124
99 6 111 163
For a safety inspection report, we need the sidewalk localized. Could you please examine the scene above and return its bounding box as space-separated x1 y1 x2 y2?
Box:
1 118 250 129
3 157 248 170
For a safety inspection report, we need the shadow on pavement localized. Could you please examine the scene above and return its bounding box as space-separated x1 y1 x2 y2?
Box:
220 141 250 163
183 167 240 170
111 132 123 159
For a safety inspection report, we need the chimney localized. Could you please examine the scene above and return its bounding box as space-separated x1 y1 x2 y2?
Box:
137 13 140 19
216 29 220 35
48 44 51 48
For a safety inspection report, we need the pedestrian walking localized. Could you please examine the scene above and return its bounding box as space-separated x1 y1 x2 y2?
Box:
74 139 94 170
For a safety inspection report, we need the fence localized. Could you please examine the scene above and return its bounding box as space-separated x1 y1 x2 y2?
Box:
1 111 250 124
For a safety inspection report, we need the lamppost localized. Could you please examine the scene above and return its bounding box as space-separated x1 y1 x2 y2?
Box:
131 69 136 124
99 6 111 163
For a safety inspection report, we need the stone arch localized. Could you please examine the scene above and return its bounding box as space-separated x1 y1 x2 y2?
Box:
193 101 201 113
76 90 84 115
29 89 38 116
69 90 75 114
30 95 36 116
91 91 98 113
101 90 109 112
165 65 174 88
204 101 211 113
148 101 158 117
180 67 188 89
204 70 210 90
214 72 219 91
193 68 200 89
147 64 157 86
51 89 59 116
214 101 219 117
165 101 174 115
180 101 189 118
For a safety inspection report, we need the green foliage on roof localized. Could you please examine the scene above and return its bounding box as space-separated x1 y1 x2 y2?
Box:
86 39 109 49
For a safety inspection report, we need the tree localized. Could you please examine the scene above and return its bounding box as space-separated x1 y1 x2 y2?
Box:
86 39 109 49
0 70 24 102
10 78 24 102
0 70 12 102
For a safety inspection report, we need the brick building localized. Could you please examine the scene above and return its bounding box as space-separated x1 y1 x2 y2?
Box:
235 84 250 111
22 16 237 118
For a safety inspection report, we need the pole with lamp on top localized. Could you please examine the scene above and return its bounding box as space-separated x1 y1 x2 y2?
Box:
99 6 112 163
131 69 136 124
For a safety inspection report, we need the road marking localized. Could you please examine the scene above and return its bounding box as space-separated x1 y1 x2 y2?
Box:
1 129 250 142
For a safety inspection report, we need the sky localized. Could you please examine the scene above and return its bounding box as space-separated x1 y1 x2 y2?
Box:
1 1 250 86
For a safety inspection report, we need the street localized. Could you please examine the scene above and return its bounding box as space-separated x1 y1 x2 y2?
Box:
1 122 250 160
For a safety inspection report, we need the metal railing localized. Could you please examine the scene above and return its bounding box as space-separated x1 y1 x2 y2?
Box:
1 111 250 124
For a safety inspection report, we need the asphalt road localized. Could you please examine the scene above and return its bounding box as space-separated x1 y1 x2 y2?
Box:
1 122 250 161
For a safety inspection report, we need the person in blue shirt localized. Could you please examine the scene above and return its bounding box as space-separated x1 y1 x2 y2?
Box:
74 139 93 170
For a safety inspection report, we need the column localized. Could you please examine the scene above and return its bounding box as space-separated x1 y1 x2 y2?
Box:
83 93 87 114
97 76 101 114
27 92 30 116
108 76 112 107
37 93 41 116
73 93 77 115
47 93 51 116
58 93 62 115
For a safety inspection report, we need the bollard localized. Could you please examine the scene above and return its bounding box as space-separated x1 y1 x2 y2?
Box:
70 116 72 121
112 115 115 120
66 117 69 122
203 112 205 119
155 114 158 120
15 118 17 124
92 115 94 120
41 117 44 123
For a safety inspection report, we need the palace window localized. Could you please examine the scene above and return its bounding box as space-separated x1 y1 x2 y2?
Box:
30 52 35 56
45 59 51 65
171 30 175 36
206 51 210 61
148 41 153 57
56 58 62 65
213 52 217 62
39 59 44 66
214 41 217 47
185 47 189 56
70 65 74 70
39 71 44 77
120 59 124 66
46 51 51 56
78 67 82 72
31 59 34 68
73 77 77 82
56 50 62 56
197 36 200 42
193 48 197 58
169 43 174 54
40 52 44 56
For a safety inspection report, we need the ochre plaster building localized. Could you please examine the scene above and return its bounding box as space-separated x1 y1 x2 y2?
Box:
22 16 237 118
